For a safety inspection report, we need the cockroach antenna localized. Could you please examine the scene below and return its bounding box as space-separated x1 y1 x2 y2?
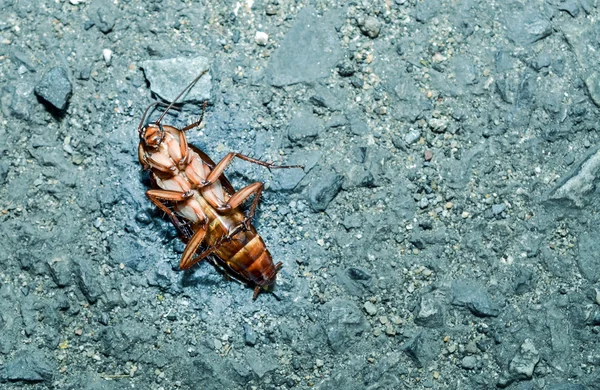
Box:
154 69 209 126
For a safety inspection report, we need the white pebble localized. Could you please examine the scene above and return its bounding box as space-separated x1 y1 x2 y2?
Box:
255 31 268 46
102 49 113 65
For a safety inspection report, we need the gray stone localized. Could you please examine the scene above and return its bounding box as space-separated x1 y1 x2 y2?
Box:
498 339 540 387
360 16 381 38
34 67 72 111
74 259 103 304
244 349 277 378
323 299 369 352
577 230 600 282
557 1 580 17
46 258 72 287
505 9 552 45
451 280 500 317
349 115 369 136
585 73 600 108
491 204 506 216
415 294 444 328
99 320 158 359
288 109 323 146
88 1 117 34
270 150 318 192
546 147 600 208
461 356 477 370
267 6 342 86
141 56 211 104
363 301 377 316
547 384 587 390
308 170 343 212
404 128 421 144
416 0 441 23
1 350 54 383
243 324 257 346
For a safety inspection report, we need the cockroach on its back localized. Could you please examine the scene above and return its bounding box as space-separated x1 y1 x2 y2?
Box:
137 70 303 299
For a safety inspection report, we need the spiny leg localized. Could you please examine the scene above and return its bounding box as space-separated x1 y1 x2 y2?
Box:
216 182 264 229
146 189 194 239
202 152 304 188
180 225 240 270
179 223 209 270
181 101 208 132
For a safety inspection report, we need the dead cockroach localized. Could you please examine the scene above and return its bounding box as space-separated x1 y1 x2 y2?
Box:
137 70 302 299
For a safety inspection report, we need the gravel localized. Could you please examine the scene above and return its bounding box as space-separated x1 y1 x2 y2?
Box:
1 0 599 389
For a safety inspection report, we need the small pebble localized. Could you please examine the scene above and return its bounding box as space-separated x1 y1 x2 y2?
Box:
103 49 113 65
255 31 269 46
404 128 421 144
364 301 377 316
316 359 324 368
461 356 477 370
424 150 433 161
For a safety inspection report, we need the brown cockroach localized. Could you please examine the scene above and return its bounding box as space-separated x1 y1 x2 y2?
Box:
137 70 302 299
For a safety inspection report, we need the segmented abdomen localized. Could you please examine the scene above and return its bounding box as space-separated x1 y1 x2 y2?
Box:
192 194 277 287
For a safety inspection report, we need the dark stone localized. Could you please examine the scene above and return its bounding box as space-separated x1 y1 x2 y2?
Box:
1 350 54 383
243 324 257 346
47 259 72 287
401 332 435 368
308 170 343 211
267 6 342 86
451 280 500 317
74 259 103 304
34 67 72 111
337 60 355 77
323 300 369 352
0 161 8 185
347 267 371 281
288 109 323 146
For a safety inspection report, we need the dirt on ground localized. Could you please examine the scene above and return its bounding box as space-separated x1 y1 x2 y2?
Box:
1 0 600 389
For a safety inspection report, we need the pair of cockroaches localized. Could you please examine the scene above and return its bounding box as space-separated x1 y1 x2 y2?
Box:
137 70 302 299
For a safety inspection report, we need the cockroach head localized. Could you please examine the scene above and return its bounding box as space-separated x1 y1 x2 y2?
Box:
140 123 165 149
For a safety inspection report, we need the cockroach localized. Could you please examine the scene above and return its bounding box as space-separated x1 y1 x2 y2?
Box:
137 70 302 299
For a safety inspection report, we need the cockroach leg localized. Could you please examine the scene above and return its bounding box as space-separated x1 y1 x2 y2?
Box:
179 222 209 270
181 101 208 132
203 152 304 188
146 189 194 237
253 286 261 300
217 182 264 229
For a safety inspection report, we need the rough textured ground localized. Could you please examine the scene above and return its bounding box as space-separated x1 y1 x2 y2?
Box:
1 0 600 389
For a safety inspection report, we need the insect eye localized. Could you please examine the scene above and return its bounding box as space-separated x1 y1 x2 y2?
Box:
143 126 164 147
